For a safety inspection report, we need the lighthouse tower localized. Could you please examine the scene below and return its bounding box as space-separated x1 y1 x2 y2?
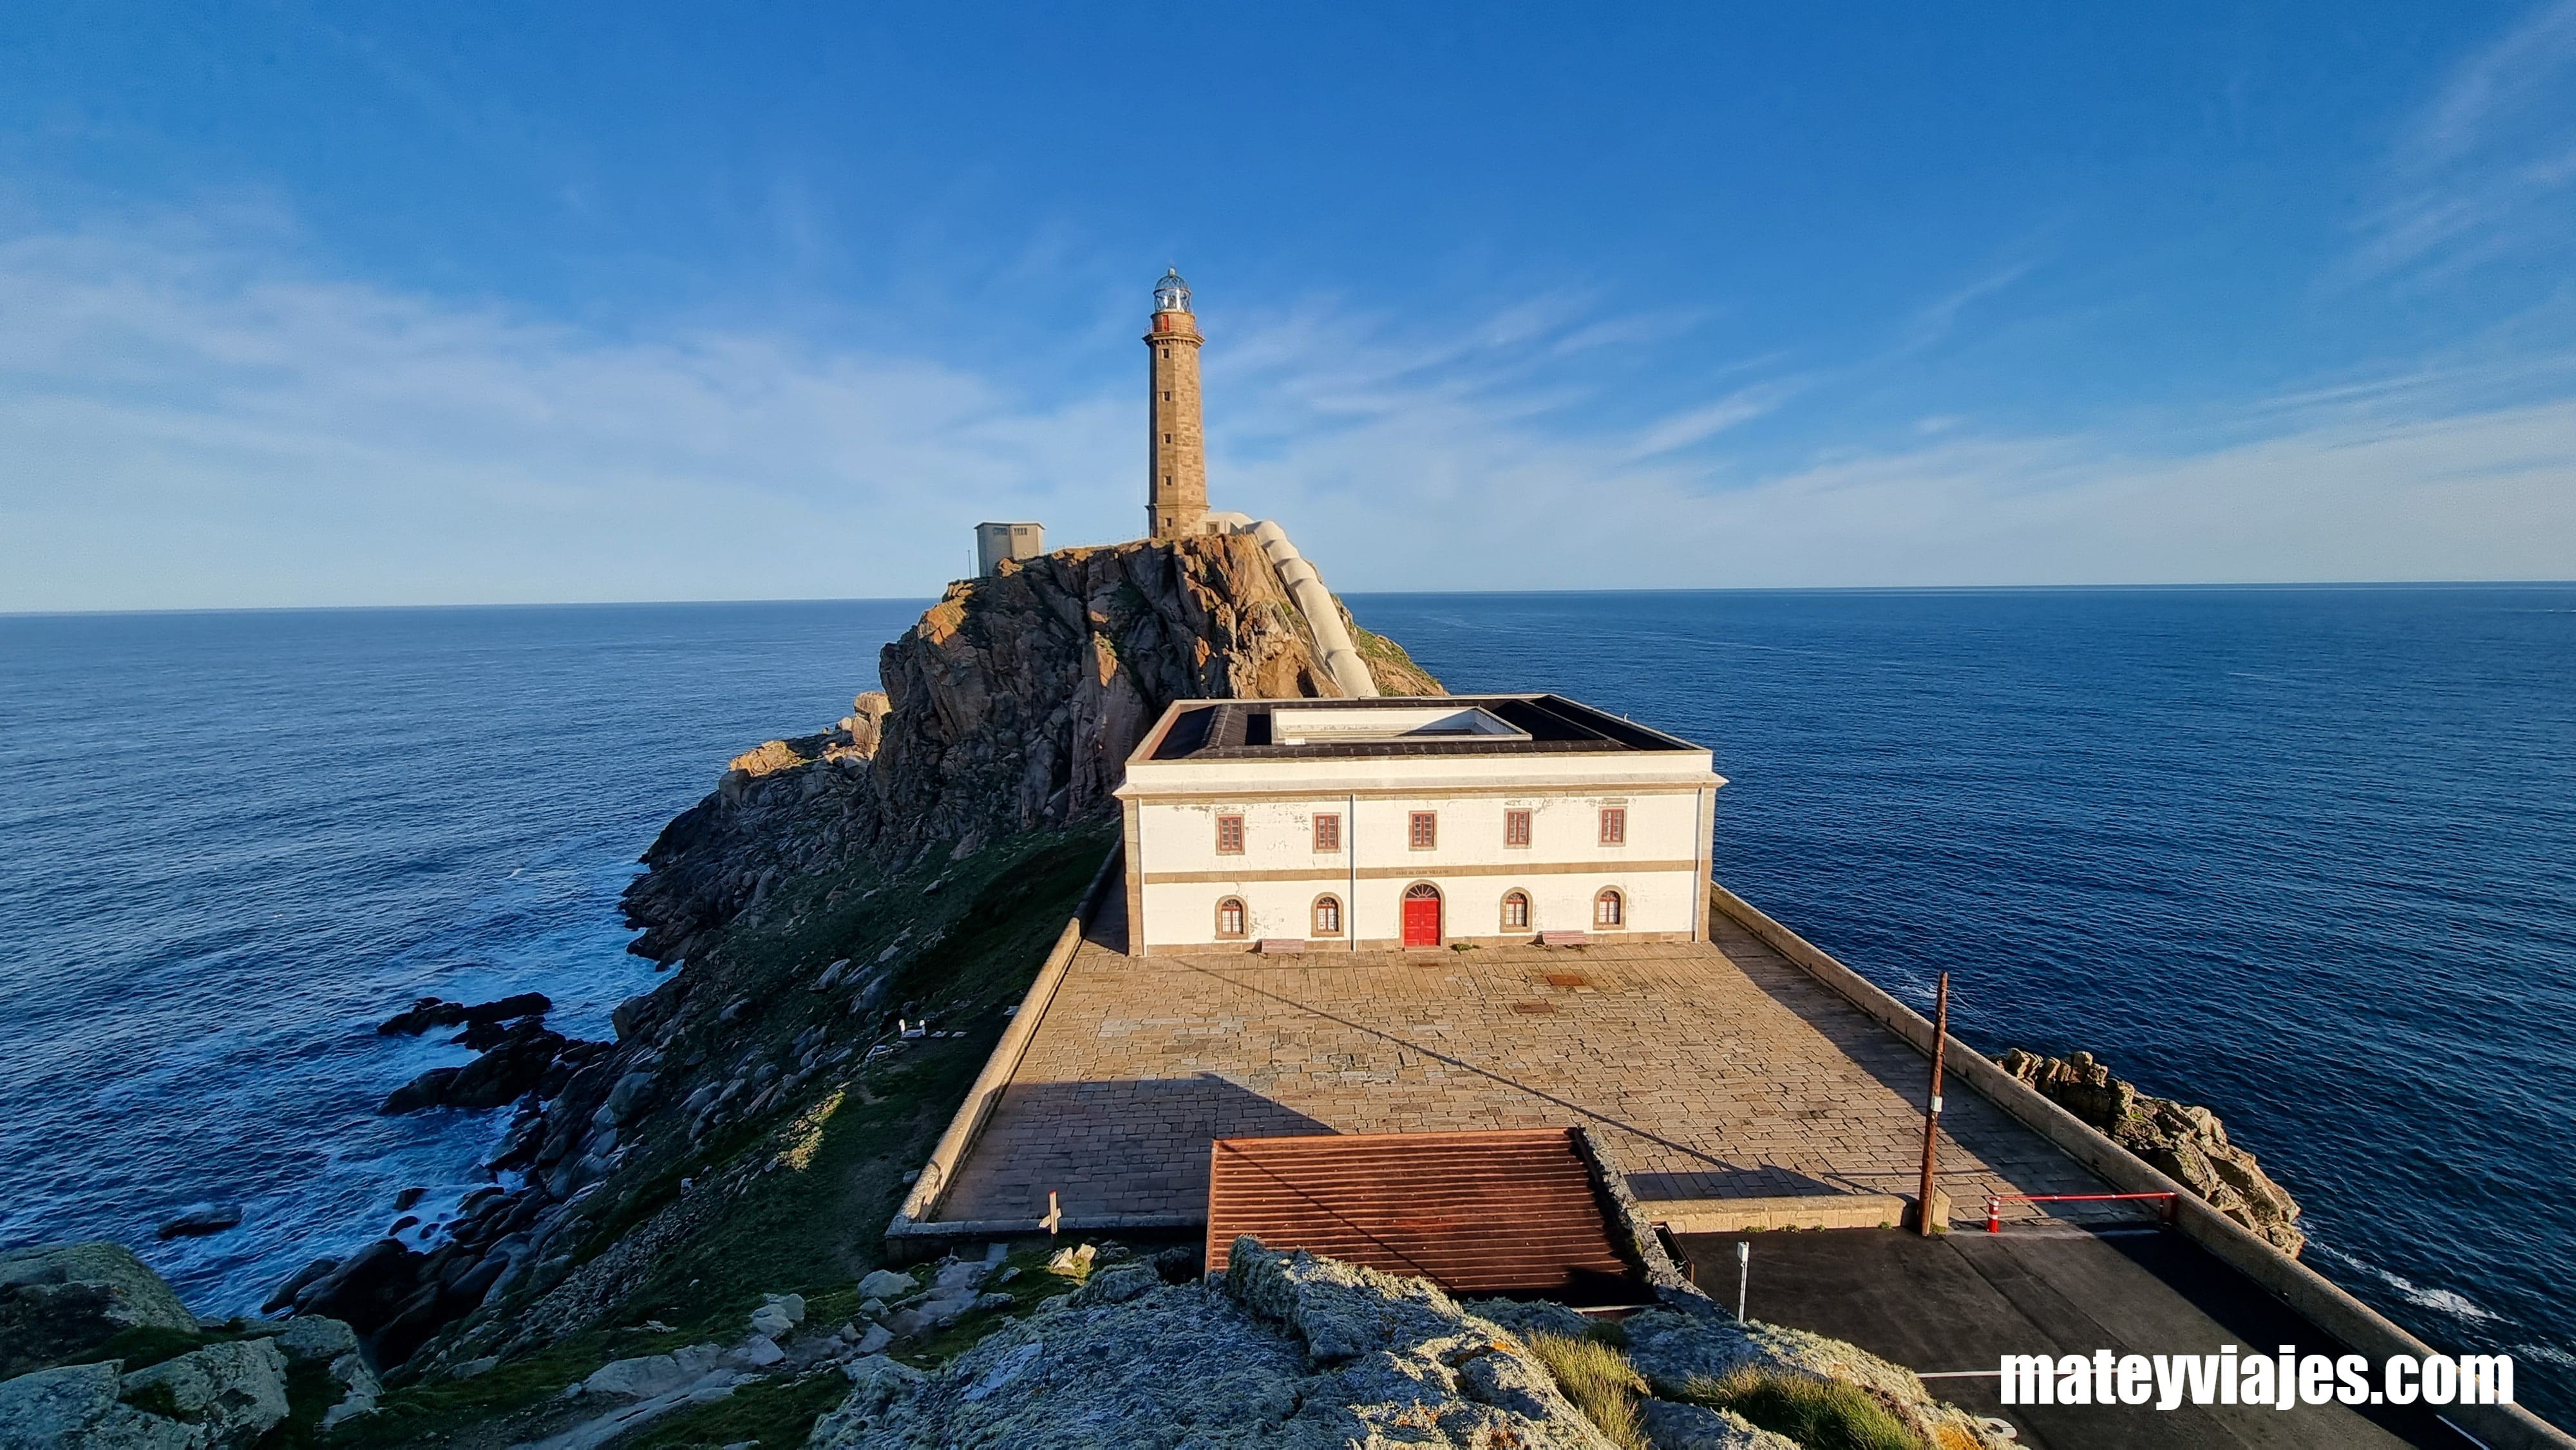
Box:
1145 268 1208 540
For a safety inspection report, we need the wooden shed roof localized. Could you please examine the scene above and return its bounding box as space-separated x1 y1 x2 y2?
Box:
1204 1127 1638 1299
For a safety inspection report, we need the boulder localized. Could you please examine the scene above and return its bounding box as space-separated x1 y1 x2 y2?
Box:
258 1258 337 1317
154 1205 243 1241
378 1068 462 1116
289 1239 424 1333
1637 1398 1801 1450
116 1338 292 1445
2 1341 297 1448
582 1351 697 1400
378 1019 571 1116
380 993 553 1036
0 1363 125 1450
0 1241 200 1380
269 1315 358 1363
855 1269 915 1301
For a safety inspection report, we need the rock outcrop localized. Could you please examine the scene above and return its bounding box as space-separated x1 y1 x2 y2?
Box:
379 1017 607 1116
809 1240 2014 1450
0 1242 199 1382
811 1240 1615 1449
0 1241 380 1447
618 532 1441 965
1999 1048 2306 1255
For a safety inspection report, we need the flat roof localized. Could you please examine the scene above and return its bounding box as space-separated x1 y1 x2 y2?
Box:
1142 694 1704 762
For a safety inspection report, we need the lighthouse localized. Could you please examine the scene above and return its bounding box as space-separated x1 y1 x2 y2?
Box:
1145 268 1209 540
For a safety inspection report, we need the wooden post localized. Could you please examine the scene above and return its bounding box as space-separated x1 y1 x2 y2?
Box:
1917 971 1950 1236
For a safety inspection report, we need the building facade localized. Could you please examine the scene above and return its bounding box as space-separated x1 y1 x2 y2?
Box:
1146 268 1209 540
1115 697 1725 955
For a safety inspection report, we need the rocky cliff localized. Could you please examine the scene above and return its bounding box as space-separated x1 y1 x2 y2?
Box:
1997 1048 2306 1256
620 532 1441 965
216 532 1443 1426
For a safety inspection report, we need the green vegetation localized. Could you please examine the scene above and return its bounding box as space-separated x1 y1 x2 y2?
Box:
1678 1366 1926 1450
1347 623 1443 693
326 821 1113 1448
620 1370 855 1450
328 1330 676 1450
62 1323 223 1374
1524 1332 1648 1450
251 1359 343 1450
890 1246 1092 1370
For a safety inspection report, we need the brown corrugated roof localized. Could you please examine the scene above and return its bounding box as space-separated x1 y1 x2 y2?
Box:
1204 1128 1638 1298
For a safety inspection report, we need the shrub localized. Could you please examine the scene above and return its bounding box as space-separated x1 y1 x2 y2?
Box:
1679 1366 1924 1450
1525 1331 1647 1450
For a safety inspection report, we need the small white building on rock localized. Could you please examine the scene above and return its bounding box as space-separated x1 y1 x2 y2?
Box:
1115 696 1725 955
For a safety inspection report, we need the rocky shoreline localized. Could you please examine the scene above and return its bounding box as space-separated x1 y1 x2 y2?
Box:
1996 1048 2306 1255
0 532 2337 1447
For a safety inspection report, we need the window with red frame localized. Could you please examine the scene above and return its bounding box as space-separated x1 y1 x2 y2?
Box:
1216 814 1244 854
1409 811 1437 849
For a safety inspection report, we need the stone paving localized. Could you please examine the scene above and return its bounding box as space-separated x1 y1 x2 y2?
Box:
934 910 2119 1228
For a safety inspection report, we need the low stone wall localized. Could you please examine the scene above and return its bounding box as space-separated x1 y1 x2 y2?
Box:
1650 1194 1911 1234
1707 880 2574 1450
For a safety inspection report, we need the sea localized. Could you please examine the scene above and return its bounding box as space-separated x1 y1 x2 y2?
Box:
1 587 2570 1419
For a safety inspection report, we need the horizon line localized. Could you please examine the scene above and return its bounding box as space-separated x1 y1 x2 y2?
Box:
8 577 2576 622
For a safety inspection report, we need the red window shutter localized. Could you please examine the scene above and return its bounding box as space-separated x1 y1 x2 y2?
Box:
1504 810 1531 847
1600 808 1625 845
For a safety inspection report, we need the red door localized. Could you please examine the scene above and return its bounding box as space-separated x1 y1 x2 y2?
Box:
1402 885 1443 947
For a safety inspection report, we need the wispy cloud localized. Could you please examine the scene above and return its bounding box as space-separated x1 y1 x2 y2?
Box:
1624 382 1801 459
1894 259 2038 356
2349 0 2576 281
2 209 2570 612
0 217 1133 610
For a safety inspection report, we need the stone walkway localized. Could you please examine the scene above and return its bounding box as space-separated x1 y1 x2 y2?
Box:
934 911 2117 1227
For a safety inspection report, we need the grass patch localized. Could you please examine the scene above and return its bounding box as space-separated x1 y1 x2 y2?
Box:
620 1369 854 1450
324 1332 664 1450
251 1359 343 1449
1678 1367 1925 1450
63 1323 216 1373
1526 1332 1648 1450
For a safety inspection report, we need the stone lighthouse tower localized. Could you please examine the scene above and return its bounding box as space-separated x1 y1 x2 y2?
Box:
1145 268 1208 540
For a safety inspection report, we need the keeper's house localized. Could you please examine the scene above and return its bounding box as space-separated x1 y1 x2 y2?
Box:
1114 696 1725 956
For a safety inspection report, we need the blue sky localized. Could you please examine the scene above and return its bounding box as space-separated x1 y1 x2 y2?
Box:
4 3 2573 609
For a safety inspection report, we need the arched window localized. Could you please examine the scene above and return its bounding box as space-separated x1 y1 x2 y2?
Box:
1594 889 1625 928
1501 890 1531 930
1217 898 1247 938
1312 895 1343 937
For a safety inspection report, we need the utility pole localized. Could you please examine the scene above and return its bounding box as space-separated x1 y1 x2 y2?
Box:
1917 972 1950 1237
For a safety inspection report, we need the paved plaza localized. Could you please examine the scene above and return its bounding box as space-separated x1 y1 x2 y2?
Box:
933 902 2123 1228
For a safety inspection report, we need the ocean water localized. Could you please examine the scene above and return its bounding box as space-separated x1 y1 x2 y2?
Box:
1 588 2570 1419
1353 585 2576 1420
0 601 917 1317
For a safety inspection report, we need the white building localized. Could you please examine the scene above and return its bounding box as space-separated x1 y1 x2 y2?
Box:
1115 696 1726 955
